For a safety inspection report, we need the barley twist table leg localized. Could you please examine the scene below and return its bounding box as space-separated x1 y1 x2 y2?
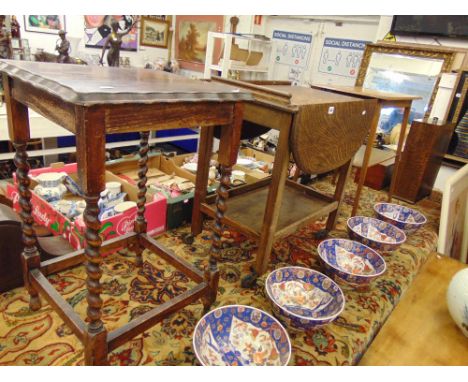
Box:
134 131 150 267
84 195 104 333
13 142 41 311
202 165 231 312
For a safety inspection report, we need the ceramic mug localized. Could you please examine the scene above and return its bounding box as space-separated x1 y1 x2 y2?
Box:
106 182 122 197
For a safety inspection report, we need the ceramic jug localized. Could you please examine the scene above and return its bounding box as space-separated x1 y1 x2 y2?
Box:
32 172 68 202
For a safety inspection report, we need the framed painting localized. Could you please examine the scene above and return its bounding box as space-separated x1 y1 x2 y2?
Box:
175 15 224 72
438 164 468 264
84 15 138 52
24 15 65 34
140 16 170 48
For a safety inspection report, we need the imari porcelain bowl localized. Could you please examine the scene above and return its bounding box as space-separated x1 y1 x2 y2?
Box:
193 305 291 366
347 216 406 252
317 238 386 288
374 203 427 234
265 266 345 331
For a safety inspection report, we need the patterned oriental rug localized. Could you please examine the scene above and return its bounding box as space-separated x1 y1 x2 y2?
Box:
0 178 440 366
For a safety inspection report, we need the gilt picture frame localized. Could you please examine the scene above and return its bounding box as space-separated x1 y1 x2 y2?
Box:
140 16 170 48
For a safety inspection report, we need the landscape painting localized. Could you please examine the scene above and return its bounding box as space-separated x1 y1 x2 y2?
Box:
175 15 223 71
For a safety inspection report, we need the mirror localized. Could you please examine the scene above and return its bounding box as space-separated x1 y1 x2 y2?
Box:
356 42 458 144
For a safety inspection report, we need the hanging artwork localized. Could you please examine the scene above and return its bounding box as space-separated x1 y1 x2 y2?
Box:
24 15 65 35
140 16 170 48
175 15 224 72
84 15 138 52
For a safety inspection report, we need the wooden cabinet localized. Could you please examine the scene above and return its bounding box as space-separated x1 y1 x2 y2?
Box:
393 118 455 203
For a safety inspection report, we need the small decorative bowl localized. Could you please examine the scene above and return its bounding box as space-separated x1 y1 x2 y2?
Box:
374 203 427 234
347 216 406 252
193 305 291 366
317 238 386 288
265 266 345 331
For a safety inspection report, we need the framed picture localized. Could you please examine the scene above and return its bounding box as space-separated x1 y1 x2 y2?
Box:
140 16 170 48
447 71 468 125
24 15 65 34
175 15 224 72
84 15 138 52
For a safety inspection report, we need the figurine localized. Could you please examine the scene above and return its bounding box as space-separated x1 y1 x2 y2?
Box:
55 30 70 63
99 17 137 67
0 15 11 59
10 15 20 38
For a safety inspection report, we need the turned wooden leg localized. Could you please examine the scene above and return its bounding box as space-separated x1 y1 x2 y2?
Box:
202 165 230 312
13 142 41 311
192 126 214 236
326 159 352 232
134 131 150 267
351 103 382 216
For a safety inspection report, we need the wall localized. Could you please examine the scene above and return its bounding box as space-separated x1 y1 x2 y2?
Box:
15 15 170 67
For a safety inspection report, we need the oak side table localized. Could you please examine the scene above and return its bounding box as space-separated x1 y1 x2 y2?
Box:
311 85 421 216
0 60 251 365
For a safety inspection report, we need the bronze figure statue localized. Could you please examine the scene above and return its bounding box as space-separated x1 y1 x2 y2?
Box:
99 17 137 67
55 30 71 63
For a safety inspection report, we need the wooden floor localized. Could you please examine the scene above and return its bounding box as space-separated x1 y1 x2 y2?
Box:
359 253 468 366
224 183 331 236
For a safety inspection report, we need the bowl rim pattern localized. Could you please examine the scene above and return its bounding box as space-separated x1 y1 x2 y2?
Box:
265 266 345 322
373 202 427 226
347 215 407 245
192 304 292 366
317 238 387 278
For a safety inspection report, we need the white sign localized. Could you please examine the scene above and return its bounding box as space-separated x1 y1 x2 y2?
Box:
272 30 312 69
318 37 369 78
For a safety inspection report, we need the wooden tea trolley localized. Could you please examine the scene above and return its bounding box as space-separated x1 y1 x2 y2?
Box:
191 79 378 286
0 60 251 365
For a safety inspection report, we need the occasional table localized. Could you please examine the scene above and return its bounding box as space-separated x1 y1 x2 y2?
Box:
359 253 468 366
0 60 251 365
311 85 421 216
192 78 377 285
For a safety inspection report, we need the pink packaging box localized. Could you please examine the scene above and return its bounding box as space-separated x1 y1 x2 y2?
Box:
7 162 167 253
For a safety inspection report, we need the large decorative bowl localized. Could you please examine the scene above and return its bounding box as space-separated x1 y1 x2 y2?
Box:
265 266 345 331
317 238 386 288
374 202 427 234
347 216 406 252
193 305 291 366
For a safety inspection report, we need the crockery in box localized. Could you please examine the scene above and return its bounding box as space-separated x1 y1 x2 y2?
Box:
347 216 406 252
193 305 291 366
265 266 345 331
374 202 427 234
317 238 386 289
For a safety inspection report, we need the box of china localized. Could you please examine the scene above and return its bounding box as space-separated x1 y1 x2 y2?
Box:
6 162 167 252
170 147 274 185
105 152 217 230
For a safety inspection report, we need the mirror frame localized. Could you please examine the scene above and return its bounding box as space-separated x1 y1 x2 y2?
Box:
356 41 460 118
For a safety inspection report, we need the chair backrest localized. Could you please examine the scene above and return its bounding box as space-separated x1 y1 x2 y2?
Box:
290 99 376 174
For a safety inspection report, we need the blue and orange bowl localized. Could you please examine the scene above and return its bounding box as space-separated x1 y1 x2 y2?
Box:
193 305 291 366
265 266 345 331
317 238 386 288
347 216 406 252
374 203 427 234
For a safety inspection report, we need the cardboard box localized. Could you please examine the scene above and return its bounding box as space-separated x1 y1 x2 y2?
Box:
7 162 166 252
106 153 215 230
170 147 274 185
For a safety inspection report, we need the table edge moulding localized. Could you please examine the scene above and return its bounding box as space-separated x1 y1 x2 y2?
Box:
0 59 252 365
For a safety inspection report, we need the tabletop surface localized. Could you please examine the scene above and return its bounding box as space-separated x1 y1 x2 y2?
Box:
312 84 421 102
263 85 365 106
0 60 253 106
359 253 468 366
